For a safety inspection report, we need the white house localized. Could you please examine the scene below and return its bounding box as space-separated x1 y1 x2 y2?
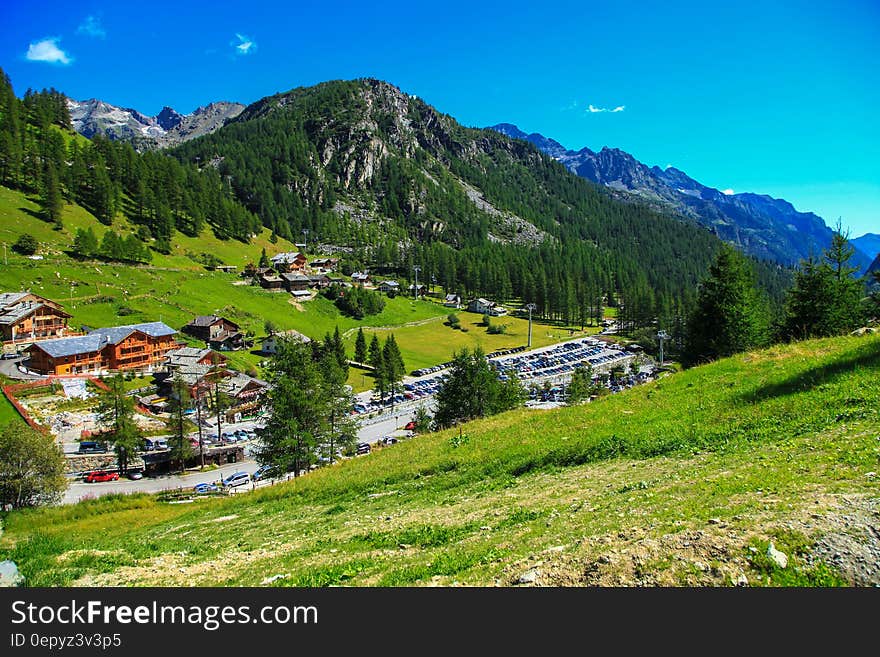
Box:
467 298 506 316
444 294 461 309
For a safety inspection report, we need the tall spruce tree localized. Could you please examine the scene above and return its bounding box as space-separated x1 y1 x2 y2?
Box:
40 161 63 228
434 346 525 428
354 327 368 364
782 228 865 340
96 374 143 475
683 244 770 366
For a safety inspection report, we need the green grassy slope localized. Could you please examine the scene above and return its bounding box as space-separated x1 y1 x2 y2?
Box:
2 185 588 377
2 334 877 586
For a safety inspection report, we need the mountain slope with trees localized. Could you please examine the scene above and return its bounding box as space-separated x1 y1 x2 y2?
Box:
171 78 792 327
489 123 872 274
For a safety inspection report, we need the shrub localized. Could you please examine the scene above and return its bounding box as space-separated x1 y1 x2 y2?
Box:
12 233 38 255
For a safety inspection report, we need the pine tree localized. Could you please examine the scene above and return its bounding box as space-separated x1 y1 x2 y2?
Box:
354 328 368 364
382 334 405 411
434 346 524 428
72 226 99 258
782 227 865 340
683 244 770 366
95 374 143 475
166 373 193 473
40 161 63 228
368 334 386 400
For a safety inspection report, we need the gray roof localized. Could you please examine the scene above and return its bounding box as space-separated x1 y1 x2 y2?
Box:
31 322 176 359
0 302 43 326
189 315 220 327
270 252 304 263
280 273 310 282
90 322 177 344
0 292 28 307
31 334 106 358
166 347 214 367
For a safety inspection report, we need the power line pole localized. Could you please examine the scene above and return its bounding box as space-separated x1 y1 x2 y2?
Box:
413 265 421 299
302 229 309 252
526 303 536 349
657 330 668 367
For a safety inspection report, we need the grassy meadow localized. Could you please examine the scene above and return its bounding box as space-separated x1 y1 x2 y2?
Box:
2 333 877 586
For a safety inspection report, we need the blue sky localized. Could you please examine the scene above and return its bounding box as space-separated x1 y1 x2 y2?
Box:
1 0 877 237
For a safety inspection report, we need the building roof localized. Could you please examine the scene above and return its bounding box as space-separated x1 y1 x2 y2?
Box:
223 372 269 397
188 315 221 327
0 292 29 307
90 322 177 344
263 329 311 344
31 321 177 358
280 273 310 282
379 280 400 288
30 334 106 358
165 347 215 368
0 293 70 326
270 252 305 264
445 293 460 301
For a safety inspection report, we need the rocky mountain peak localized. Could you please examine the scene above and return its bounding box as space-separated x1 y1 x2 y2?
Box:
155 106 183 130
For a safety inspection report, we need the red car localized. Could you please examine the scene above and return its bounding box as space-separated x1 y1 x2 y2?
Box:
84 470 120 483
404 421 417 431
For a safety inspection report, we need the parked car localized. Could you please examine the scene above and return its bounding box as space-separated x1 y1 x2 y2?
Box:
403 421 417 431
126 470 144 480
78 440 108 454
84 470 119 483
222 471 251 488
252 465 278 481
143 438 168 451
193 482 220 493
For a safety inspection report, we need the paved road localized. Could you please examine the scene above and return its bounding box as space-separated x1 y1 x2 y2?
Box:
62 459 272 505
0 355 40 380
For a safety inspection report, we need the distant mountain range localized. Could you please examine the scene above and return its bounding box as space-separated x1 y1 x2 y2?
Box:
490 123 873 273
852 233 880 263
67 98 245 149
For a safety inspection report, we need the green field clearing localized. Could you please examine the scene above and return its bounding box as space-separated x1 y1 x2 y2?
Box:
347 311 599 374
0 391 22 427
3 334 877 587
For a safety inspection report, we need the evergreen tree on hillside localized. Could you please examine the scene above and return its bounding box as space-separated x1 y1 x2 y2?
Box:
96 374 144 475
683 244 770 366
354 327 368 364
382 334 405 411
368 334 386 400
72 227 99 258
434 346 525 428
256 337 357 476
782 227 865 340
39 161 63 228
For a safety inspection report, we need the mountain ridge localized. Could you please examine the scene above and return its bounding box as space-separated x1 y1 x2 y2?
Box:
67 97 245 149
489 123 872 273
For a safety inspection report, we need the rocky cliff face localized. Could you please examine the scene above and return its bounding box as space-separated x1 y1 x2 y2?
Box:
67 98 244 149
489 124 872 272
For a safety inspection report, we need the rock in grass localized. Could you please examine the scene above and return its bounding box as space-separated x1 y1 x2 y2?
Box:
767 542 788 569
0 560 24 587
518 569 540 584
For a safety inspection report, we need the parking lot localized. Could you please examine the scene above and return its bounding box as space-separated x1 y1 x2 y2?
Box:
351 337 637 421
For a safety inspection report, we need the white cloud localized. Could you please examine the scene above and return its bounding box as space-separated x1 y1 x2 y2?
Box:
233 33 256 55
25 38 73 65
722 188 735 195
586 104 625 114
77 15 106 38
